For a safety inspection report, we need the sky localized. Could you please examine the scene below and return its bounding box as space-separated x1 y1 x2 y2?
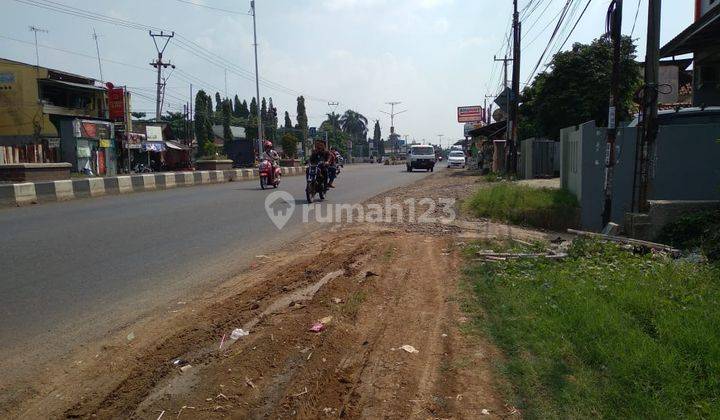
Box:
1 0 694 148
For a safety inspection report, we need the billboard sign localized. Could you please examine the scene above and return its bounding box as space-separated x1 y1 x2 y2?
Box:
464 122 483 137
457 106 484 123
108 87 126 121
146 125 163 142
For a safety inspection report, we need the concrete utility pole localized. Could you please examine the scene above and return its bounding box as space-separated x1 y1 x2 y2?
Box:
601 0 623 228
632 0 662 212
508 0 521 175
149 30 175 121
494 55 512 172
189 83 193 144
28 25 48 70
251 0 264 159
92 27 104 83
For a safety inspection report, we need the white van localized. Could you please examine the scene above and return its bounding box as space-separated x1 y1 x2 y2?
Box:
406 145 436 172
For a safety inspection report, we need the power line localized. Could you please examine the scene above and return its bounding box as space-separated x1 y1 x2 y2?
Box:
12 0 329 102
172 0 250 15
524 0 575 85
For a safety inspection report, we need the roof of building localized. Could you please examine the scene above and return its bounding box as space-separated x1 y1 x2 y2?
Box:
0 57 100 86
660 5 720 57
212 125 246 139
468 120 507 139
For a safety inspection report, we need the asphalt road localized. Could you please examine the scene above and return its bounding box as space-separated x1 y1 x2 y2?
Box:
0 163 432 374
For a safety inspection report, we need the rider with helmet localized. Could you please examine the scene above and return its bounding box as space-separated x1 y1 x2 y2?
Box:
309 140 332 189
263 140 280 182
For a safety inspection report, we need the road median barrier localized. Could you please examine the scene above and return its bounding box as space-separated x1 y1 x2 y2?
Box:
0 166 307 208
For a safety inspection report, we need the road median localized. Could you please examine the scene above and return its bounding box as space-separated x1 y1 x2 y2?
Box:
0 166 307 208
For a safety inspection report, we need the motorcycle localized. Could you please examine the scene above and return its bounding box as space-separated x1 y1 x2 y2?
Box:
259 159 281 189
305 164 327 203
133 163 153 173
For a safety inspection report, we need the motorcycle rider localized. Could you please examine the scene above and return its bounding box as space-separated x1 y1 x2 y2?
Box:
309 140 331 190
328 147 341 188
262 140 280 183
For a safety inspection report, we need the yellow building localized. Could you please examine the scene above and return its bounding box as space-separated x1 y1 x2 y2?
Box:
0 58 115 174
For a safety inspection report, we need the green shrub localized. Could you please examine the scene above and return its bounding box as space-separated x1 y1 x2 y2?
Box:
657 210 720 261
464 183 579 231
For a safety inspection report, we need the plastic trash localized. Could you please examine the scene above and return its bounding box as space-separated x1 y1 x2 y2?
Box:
400 345 419 354
230 328 250 340
309 322 326 333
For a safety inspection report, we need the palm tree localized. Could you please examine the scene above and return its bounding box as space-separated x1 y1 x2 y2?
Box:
339 110 368 139
321 112 341 132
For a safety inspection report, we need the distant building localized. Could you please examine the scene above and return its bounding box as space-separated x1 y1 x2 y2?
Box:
0 58 117 175
660 1 720 106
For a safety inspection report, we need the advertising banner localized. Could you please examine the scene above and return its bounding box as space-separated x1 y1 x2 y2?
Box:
457 106 484 123
108 87 126 121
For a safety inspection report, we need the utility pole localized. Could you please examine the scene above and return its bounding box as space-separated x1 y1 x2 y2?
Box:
189 83 194 145
92 27 104 83
149 30 174 121
601 0 623 228
632 0 662 213
251 0 264 160
28 26 48 70
224 68 228 98
494 55 512 172
508 0 521 175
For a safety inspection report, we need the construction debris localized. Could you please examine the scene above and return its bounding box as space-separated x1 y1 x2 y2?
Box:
567 229 681 256
230 328 250 340
399 345 419 354
475 251 568 261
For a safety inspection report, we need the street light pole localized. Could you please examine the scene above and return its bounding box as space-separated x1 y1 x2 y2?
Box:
251 0 264 161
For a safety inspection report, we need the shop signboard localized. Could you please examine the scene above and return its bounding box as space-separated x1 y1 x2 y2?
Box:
457 106 484 123
108 87 126 121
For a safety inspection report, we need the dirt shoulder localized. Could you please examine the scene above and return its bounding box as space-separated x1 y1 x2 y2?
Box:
7 170 555 419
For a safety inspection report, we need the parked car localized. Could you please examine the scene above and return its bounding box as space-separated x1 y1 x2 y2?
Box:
406 145 436 172
447 150 466 169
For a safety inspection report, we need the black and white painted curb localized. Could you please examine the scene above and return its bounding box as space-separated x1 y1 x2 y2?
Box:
0 166 307 208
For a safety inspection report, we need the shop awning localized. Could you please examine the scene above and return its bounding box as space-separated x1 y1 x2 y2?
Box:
142 141 166 152
39 79 106 92
468 120 507 139
660 6 720 57
165 141 189 150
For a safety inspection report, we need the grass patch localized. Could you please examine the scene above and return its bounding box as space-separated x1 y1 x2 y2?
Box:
341 291 367 319
464 183 578 230
462 239 720 418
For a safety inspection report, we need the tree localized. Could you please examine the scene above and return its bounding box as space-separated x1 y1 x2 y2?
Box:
261 97 268 125
161 111 186 140
519 35 641 140
339 110 368 139
340 110 368 157
131 112 147 120
321 112 341 131
280 132 298 158
233 95 242 118
372 119 382 156
194 90 215 157
240 100 249 118
284 111 292 129
249 97 258 118
222 99 233 141
296 96 309 153
215 92 222 113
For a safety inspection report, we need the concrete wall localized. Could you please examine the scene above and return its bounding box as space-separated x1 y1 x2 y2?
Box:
561 119 720 231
